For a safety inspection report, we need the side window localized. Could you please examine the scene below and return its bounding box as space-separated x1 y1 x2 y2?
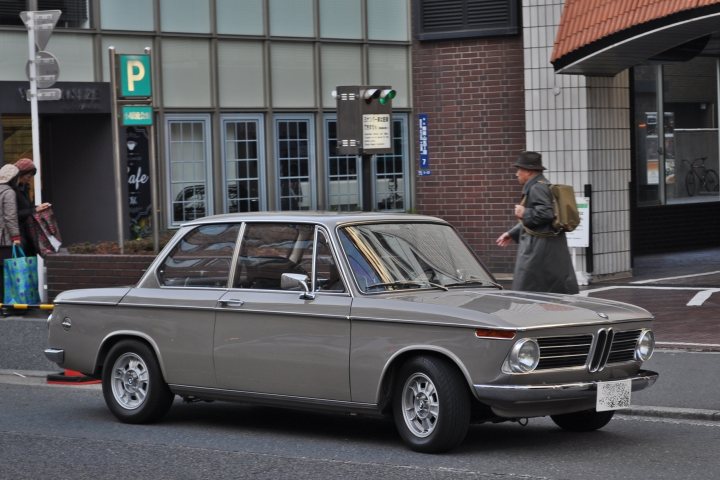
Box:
314 230 345 292
157 224 240 287
235 223 315 290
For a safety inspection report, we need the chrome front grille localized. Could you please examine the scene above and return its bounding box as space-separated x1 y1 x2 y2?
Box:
536 329 642 371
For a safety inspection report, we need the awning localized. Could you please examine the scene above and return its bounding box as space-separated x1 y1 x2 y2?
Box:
552 0 720 76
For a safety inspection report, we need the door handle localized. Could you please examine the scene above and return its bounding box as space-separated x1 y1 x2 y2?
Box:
219 299 245 307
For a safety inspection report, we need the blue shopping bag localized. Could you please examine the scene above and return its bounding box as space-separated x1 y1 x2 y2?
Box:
3 245 40 305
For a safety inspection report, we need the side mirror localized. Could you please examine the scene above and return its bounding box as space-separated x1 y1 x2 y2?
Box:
281 273 315 300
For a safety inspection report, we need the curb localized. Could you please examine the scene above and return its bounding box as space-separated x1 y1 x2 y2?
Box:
621 405 720 422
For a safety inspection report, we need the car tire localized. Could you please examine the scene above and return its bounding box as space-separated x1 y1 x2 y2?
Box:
102 340 174 424
550 409 615 432
392 356 471 453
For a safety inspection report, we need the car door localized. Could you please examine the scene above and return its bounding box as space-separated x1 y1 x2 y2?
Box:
121 223 241 388
214 222 352 401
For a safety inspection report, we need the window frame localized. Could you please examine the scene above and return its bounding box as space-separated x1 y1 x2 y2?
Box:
164 114 213 227
323 113 410 212
273 114 317 210
220 114 267 213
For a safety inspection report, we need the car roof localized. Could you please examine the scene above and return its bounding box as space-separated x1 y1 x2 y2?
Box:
182 211 449 229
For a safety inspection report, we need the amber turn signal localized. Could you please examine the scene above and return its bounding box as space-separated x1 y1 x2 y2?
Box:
475 328 516 339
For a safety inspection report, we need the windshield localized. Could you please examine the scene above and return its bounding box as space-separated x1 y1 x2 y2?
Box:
338 222 495 293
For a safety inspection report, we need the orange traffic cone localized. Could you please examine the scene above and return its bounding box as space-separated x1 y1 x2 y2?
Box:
47 369 101 385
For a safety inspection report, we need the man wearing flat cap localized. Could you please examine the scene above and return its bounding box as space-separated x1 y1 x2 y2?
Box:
496 151 578 294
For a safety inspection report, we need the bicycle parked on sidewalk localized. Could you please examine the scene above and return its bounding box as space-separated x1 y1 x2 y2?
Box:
683 156 719 196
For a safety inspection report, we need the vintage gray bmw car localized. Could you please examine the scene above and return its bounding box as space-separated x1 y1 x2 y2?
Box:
45 212 658 452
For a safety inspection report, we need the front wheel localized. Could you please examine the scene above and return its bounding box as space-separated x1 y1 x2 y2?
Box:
102 340 174 424
550 409 615 432
704 169 719 193
392 356 471 453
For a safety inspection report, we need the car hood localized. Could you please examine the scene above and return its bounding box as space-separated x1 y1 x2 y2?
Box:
351 288 653 330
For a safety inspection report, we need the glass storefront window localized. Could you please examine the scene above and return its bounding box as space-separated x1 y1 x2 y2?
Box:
161 39 212 107
0 32 27 81
375 116 409 211
46 34 94 81
166 116 212 225
664 58 719 203
320 44 362 108
275 115 315 210
0 1 90 28
634 59 720 206
271 43 315 108
218 41 265 108
222 115 265 213
1 116 32 165
368 46 409 108
217 0 264 35
319 0 362 39
269 0 314 38
324 115 409 212
367 0 408 41
100 0 154 31
325 118 361 211
160 0 211 33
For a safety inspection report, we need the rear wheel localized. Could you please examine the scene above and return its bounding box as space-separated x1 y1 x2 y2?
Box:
686 171 697 196
102 340 174 424
551 409 615 432
392 356 471 453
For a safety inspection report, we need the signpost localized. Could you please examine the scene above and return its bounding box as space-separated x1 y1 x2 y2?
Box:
334 85 396 211
109 48 159 253
20 9 62 303
567 196 591 285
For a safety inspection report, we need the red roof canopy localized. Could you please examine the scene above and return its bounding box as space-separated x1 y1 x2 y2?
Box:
552 0 720 76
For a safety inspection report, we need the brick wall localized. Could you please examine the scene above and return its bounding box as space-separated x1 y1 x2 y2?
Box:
45 254 154 301
412 36 526 275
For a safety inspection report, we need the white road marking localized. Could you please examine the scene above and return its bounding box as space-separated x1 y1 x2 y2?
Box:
631 270 720 284
580 285 719 306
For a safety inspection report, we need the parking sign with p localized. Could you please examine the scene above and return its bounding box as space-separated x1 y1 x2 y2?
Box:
119 54 151 98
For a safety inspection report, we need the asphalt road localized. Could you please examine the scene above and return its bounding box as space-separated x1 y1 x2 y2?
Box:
1 380 720 480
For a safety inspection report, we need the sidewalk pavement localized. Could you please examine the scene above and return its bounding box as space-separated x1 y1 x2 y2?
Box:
1 247 719 423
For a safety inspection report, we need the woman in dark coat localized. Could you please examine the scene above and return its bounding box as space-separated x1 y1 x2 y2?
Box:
496 151 579 294
14 158 51 257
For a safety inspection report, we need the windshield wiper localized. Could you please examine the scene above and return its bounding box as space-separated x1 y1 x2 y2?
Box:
444 279 503 289
366 280 449 291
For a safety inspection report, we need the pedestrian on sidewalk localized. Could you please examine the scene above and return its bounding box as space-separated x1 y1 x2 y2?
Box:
0 163 22 306
14 158 51 257
496 151 579 294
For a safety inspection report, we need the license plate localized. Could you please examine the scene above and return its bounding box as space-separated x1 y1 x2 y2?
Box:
596 379 631 412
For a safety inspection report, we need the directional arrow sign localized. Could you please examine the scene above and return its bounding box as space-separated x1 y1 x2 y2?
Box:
26 88 62 101
20 10 61 51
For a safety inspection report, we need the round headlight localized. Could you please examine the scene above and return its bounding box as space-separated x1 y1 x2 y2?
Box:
509 338 540 373
635 330 655 361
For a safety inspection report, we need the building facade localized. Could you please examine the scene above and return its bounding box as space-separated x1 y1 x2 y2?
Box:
1 0 719 281
0 0 414 245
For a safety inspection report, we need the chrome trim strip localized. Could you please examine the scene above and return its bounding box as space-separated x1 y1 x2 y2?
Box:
474 370 658 403
168 384 378 413
44 348 64 364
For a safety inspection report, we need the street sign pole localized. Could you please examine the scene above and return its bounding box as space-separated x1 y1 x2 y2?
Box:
145 47 160 253
108 46 125 254
25 14 45 301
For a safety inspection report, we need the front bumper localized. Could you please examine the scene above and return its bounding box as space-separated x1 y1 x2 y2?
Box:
474 369 658 403
44 348 64 365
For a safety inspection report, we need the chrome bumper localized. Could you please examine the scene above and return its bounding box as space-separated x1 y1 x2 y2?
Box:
474 370 659 403
44 348 64 365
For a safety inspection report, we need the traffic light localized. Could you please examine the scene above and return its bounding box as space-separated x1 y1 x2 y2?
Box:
362 88 396 105
334 85 395 155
